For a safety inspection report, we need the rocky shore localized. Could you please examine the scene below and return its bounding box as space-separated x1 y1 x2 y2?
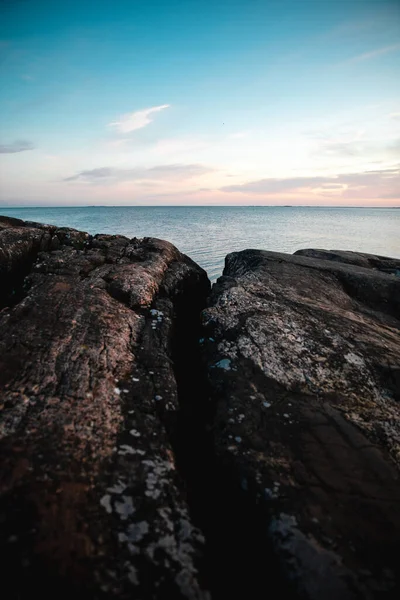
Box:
1 215 399 599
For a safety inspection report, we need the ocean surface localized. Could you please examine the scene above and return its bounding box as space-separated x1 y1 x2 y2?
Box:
1 206 399 282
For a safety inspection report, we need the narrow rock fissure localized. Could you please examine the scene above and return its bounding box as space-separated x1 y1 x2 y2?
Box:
169 281 297 599
0 248 41 310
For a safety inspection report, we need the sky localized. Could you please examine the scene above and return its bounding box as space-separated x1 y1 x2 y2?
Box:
0 0 399 206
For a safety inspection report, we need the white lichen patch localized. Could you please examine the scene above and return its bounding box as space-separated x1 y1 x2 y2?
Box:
126 521 149 542
269 512 358 597
111 457 208 596
264 487 279 500
100 494 112 514
118 444 145 456
115 496 135 520
107 479 127 494
344 352 365 367
143 508 207 598
126 564 139 585
114 387 121 395
220 303 382 405
130 429 141 437
142 458 174 500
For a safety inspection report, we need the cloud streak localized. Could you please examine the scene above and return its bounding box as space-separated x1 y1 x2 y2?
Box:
221 166 400 198
0 140 35 154
346 43 400 63
109 104 170 134
64 163 213 183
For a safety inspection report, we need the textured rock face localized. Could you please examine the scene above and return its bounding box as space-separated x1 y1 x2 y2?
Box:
202 249 400 599
295 248 400 275
2 216 400 599
0 216 210 599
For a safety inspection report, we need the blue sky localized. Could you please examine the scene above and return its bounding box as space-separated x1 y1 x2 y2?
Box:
0 0 399 205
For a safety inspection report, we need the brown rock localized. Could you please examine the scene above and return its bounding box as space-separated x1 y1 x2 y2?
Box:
0 216 210 599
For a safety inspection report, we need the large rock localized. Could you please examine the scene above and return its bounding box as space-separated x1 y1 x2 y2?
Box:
0 216 210 599
202 248 400 599
294 248 400 275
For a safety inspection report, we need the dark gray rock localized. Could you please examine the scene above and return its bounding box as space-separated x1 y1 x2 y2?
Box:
202 248 400 599
0 216 211 599
295 248 400 275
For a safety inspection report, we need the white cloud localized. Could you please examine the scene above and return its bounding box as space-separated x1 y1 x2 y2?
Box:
109 104 170 134
388 112 400 121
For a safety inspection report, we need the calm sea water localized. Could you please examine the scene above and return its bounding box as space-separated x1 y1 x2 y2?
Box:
1 206 399 281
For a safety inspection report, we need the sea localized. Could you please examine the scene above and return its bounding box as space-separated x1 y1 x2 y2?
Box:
1 206 399 282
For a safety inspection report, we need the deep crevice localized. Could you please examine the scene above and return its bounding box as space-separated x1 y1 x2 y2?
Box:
168 276 297 599
0 251 41 310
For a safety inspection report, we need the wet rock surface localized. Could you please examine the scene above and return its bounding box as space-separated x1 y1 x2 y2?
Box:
202 248 400 599
0 216 211 599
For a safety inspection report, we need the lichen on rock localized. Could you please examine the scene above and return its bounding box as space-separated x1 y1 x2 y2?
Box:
202 248 400 598
0 215 210 599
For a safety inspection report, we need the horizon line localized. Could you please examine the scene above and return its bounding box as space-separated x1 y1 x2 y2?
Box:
1 205 399 209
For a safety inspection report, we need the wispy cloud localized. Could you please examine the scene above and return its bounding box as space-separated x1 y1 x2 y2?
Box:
222 176 331 194
0 140 35 154
109 104 170 134
64 163 213 183
388 112 400 121
221 165 400 198
318 141 362 156
346 43 400 64
313 131 366 157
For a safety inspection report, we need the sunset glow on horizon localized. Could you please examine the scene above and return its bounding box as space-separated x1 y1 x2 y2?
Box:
0 0 399 207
